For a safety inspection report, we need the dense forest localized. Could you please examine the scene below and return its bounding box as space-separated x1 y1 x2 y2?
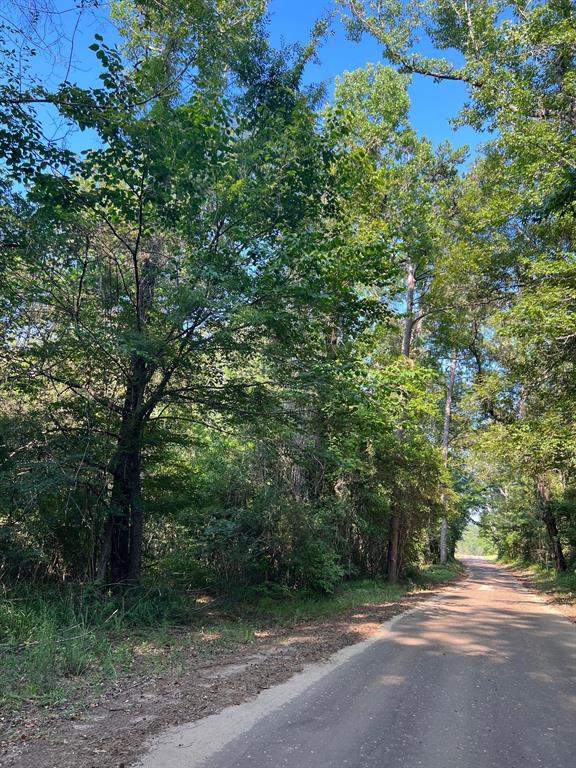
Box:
1 0 575 607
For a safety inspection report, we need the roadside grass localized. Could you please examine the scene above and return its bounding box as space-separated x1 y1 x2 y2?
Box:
504 560 576 599
407 559 466 586
0 561 463 714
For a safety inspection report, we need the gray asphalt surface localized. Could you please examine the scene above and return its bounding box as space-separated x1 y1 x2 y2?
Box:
138 558 576 768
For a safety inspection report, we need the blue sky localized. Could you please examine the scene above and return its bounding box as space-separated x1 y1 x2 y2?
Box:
19 0 483 162
267 0 482 159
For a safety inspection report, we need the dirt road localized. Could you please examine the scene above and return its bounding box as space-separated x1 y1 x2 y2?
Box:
137 558 576 768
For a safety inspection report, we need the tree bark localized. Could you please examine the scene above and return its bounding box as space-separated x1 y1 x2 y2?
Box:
386 507 401 584
107 353 147 586
109 435 141 585
100 246 158 587
387 261 416 583
440 350 457 565
535 476 567 573
401 261 416 357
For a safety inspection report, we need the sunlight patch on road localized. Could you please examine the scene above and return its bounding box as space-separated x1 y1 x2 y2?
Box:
377 674 406 685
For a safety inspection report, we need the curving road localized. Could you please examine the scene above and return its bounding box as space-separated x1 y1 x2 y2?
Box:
138 558 576 768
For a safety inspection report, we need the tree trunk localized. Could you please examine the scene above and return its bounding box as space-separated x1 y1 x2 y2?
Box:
100 247 158 587
387 261 416 583
107 354 147 587
109 427 143 586
535 476 567 572
387 509 401 584
439 517 449 565
440 350 457 565
401 261 416 357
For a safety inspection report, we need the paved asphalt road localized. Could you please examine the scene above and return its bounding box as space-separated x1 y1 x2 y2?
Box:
138 558 576 768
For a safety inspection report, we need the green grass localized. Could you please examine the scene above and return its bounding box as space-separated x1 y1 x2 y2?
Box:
0 585 207 711
0 561 464 714
506 561 576 597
